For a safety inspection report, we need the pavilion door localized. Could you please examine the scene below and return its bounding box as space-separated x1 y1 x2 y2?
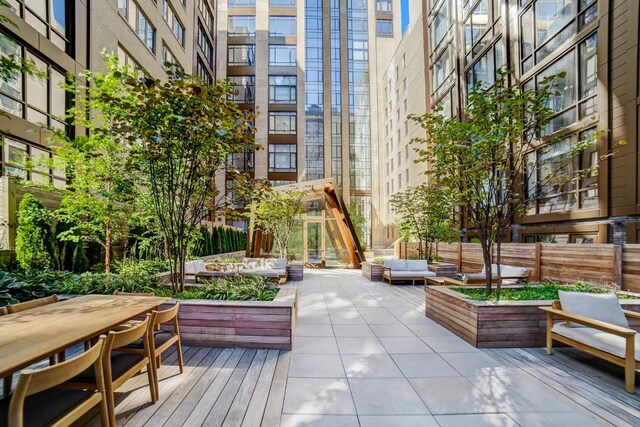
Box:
304 221 325 266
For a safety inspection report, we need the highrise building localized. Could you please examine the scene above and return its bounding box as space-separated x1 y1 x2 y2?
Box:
418 0 640 244
216 0 401 248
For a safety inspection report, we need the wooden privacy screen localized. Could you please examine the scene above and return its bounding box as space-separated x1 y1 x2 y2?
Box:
397 242 640 293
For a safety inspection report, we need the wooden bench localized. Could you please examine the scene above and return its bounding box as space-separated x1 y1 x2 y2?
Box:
541 298 640 393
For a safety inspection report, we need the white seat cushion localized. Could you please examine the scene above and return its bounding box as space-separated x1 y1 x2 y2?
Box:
273 258 288 269
406 260 429 271
184 261 196 275
384 260 407 271
390 270 435 278
239 269 279 278
194 260 206 272
558 291 629 328
243 258 263 269
552 322 640 361
500 265 528 277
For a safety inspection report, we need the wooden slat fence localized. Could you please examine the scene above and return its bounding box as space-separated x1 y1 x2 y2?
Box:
391 242 640 292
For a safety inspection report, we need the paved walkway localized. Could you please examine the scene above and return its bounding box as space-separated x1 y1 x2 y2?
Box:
283 269 618 427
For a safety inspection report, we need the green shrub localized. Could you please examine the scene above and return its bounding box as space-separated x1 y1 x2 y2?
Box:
452 282 635 302
195 276 278 301
372 257 385 265
15 194 55 270
0 271 55 306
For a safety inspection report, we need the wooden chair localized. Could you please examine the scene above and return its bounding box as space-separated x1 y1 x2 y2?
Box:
1 336 109 427
69 316 157 426
122 303 183 399
3 295 61 397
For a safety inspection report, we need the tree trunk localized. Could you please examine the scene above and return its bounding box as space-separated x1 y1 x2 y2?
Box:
105 223 111 274
495 233 503 301
480 238 493 297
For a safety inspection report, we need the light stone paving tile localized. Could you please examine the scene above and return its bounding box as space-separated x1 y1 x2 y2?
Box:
280 415 360 427
292 337 339 355
362 313 403 325
358 415 439 427
379 337 434 354
440 352 505 376
369 323 415 337
467 371 584 413
409 377 501 415
434 413 519 427
406 323 452 337
297 315 333 325
295 324 335 337
420 335 480 353
288 354 346 378
506 411 612 427
391 354 460 378
341 354 404 378
283 378 356 415
349 378 430 415
332 324 375 338
357 308 393 316
336 337 387 355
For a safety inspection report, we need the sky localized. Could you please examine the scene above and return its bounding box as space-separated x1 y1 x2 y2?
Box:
401 0 410 34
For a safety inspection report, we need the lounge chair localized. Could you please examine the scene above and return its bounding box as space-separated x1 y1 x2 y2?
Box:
463 264 530 285
541 291 640 393
239 258 288 283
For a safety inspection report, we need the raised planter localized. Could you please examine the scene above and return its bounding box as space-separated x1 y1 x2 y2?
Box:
287 264 304 281
425 286 640 348
362 261 384 281
427 262 458 278
161 286 298 350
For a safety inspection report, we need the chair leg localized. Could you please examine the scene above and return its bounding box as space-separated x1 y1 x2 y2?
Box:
49 356 56 365
146 362 157 403
624 339 635 393
57 350 65 363
3 375 12 396
105 378 116 427
545 313 553 355
98 391 109 427
176 340 184 374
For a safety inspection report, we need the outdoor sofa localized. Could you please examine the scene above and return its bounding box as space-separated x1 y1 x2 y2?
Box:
463 263 530 285
382 259 436 286
541 291 640 393
239 257 288 283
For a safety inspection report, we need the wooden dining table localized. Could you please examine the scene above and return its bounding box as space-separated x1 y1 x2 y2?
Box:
0 294 169 380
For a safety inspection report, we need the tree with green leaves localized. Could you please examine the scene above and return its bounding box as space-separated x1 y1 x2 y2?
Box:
390 184 458 262
347 202 367 252
15 194 55 270
88 58 259 291
50 54 137 274
410 70 617 298
251 191 303 259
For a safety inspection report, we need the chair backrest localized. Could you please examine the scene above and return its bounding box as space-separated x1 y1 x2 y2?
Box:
107 315 151 351
7 295 59 314
8 336 106 426
114 291 155 297
153 302 180 327
383 260 407 271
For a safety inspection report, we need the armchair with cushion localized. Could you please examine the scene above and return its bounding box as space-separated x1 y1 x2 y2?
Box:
239 258 288 283
541 291 640 393
382 260 436 286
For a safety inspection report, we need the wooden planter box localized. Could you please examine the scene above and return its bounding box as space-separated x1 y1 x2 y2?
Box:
161 286 298 350
362 262 384 281
428 262 458 278
425 286 640 348
287 264 304 281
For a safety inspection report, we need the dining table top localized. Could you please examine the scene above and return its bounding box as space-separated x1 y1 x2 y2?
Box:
0 294 169 378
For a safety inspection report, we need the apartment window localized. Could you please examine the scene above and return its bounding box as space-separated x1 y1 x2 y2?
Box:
8 0 70 52
116 45 140 69
229 16 256 36
162 0 185 46
376 19 393 36
2 136 66 187
405 168 409 183
405 145 409 160
376 0 392 13
0 34 67 130
430 0 451 53
227 149 255 172
161 43 182 71
230 0 255 5
228 44 255 66
270 0 296 6
228 76 255 103
197 23 214 65
402 53 406 69
403 99 407 113
520 0 597 74
196 0 215 34
270 16 296 37
269 76 297 104
138 10 156 52
268 144 297 172
463 0 502 64
404 120 408 135
269 45 296 66
465 39 503 94
196 56 213 84
269 112 297 134
402 78 407 91
525 128 598 215
432 45 453 97
526 33 597 135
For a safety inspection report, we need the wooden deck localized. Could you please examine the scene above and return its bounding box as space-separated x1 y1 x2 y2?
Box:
76 346 290 426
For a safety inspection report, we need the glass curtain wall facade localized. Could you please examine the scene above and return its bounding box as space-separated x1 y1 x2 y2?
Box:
304 0 324 181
